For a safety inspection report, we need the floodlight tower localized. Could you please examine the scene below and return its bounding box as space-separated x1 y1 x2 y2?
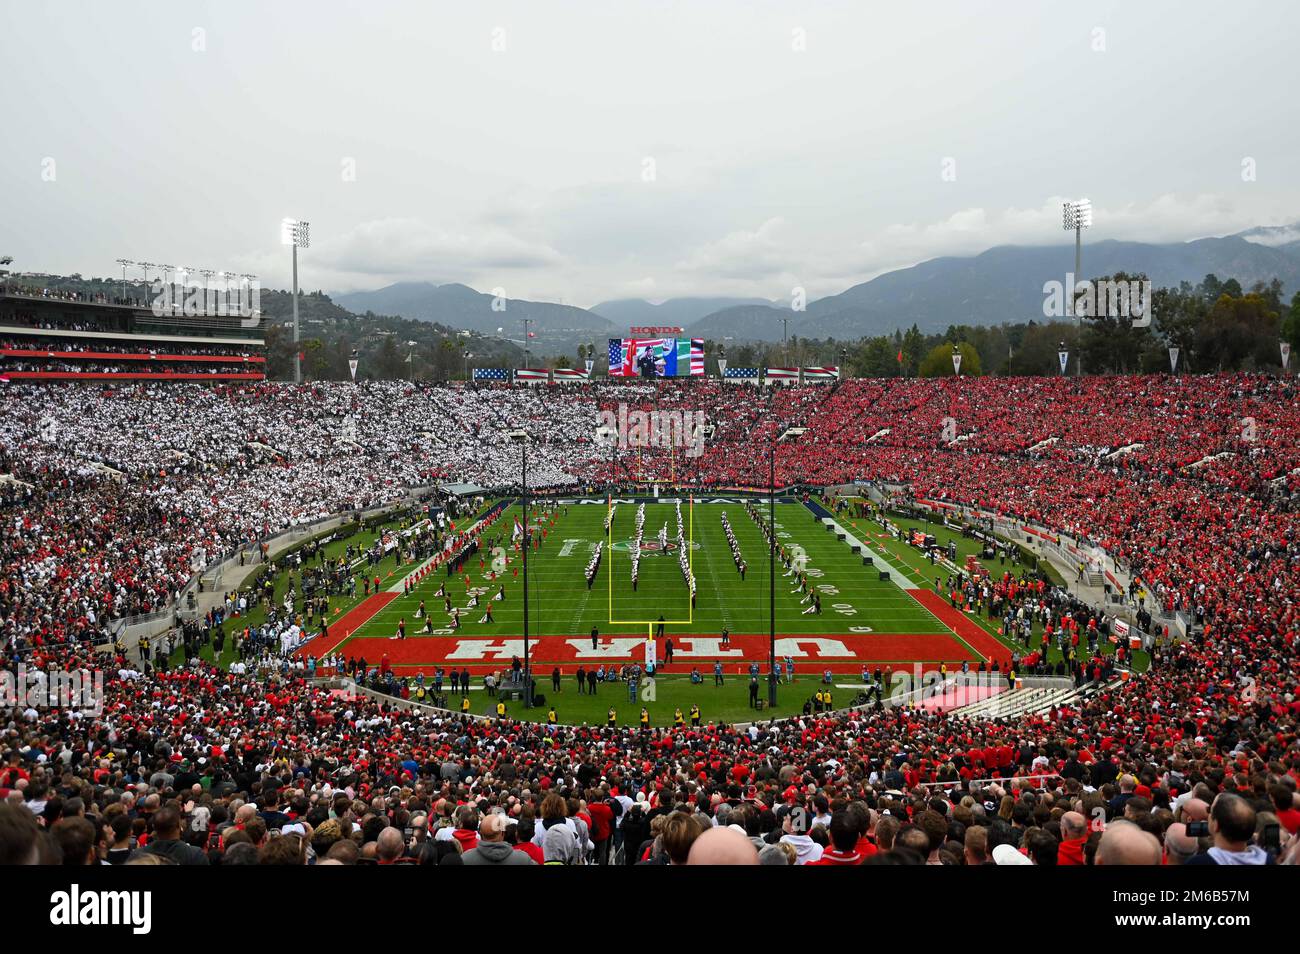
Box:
198 269 216 314
114 259 132 300
281 219 310 383
137 262 156 305
1062 199 1092 377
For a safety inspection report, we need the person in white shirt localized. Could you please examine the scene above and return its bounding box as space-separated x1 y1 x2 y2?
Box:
776 807 823 864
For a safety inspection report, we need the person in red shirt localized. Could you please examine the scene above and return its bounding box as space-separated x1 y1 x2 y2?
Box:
1057 811 1089 865
1271 785 1300 835
809 812 863 865
852 807 880 861
513 821 545 864
585 789 615 864
983 745 1000 778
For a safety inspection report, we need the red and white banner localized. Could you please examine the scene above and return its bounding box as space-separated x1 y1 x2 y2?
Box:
764 367 800 385
552 367 589 382
514 368 549 384
801 366 840 381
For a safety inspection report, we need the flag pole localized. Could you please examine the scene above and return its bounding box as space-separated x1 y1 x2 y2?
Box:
769 443 777 708
521 439 532 707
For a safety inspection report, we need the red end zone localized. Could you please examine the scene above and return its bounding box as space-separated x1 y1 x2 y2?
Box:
303 631 980 675
296 591 400 659
295 574 1014 676
906 589 1010 661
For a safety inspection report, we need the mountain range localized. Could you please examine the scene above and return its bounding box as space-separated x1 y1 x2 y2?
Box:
332 224 1300 347
332 281 613 353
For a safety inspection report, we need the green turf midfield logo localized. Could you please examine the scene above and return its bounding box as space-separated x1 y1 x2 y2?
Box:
610 538 700 555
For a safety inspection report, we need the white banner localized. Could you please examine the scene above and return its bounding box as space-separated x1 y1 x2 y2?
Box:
1058 350 1069 375
951 352 962 375
1168 347 1179 373
645 638 657 670
717 358 727 378
1282 341 1292 369
348 359 358 381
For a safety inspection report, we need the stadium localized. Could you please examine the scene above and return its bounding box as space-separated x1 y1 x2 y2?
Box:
0 4 1296 920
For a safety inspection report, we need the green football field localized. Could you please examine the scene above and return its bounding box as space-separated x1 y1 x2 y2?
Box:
347 500 949 642
184 494 1143 726
318 497 1003 725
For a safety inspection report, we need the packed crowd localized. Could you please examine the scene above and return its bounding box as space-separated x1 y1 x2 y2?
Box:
0 373 1296 866
3 359 262 376
1 340 260 359
1 631 1295 867
1 282 153 310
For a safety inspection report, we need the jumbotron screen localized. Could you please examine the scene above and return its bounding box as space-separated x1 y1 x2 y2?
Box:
608 337 704 377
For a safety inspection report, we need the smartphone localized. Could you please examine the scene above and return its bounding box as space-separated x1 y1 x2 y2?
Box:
1260 823 1280 851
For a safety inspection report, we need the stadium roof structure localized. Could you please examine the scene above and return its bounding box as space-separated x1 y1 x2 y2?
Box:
439 482 485 497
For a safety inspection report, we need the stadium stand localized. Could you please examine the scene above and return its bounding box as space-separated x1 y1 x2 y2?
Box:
0 373 1296 867
0 281 265 382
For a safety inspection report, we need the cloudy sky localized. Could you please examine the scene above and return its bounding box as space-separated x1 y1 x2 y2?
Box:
4 0 1298 307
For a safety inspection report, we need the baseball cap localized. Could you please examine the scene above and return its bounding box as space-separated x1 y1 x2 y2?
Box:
992 844 1032 866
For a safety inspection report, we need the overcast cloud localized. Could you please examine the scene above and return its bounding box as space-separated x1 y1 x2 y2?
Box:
3 0 1297 306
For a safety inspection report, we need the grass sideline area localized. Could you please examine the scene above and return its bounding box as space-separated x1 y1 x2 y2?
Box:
857 506 1150 673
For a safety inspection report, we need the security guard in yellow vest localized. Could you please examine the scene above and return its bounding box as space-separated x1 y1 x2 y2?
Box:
690 704 701 727
460 696 471 714
548 706 558 725
673 707 684 727
814 689 824 712
607 707 617 727
639 707 650 730
496 700 506 718
823 689 832 709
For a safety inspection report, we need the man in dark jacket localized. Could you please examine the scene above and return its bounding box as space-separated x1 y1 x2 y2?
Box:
138 806 209 865
621 805 650 866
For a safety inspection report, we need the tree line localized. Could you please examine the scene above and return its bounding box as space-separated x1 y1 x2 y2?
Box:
693 275 1298 378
